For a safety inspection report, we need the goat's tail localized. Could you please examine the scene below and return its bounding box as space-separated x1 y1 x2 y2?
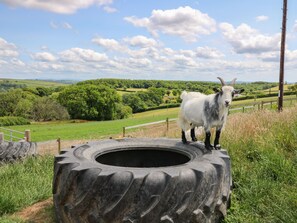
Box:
180 91 188 100
177 111 190 131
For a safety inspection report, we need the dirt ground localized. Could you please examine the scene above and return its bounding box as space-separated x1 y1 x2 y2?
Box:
14 198 54 223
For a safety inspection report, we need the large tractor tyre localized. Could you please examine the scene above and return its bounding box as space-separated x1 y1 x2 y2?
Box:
53 138 232 223
0 141 37 162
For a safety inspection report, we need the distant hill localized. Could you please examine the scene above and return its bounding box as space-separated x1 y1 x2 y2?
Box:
0 78 75 90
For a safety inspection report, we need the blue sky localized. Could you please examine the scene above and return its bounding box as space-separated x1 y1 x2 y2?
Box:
0 0 296 82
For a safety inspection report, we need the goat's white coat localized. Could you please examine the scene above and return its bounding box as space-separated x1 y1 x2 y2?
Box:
178 86 234 133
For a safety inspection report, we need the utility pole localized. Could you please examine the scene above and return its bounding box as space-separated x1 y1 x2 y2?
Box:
278 0 287 112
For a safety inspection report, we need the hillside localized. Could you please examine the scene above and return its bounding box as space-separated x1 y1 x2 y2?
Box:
0 78 71 89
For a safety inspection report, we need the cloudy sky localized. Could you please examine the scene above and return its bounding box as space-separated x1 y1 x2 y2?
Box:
0 0 297 82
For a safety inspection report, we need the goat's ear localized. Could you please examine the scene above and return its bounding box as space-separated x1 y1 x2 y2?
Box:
213 87 221 93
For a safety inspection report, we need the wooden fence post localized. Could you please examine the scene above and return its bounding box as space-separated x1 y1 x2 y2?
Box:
123 127 126 138
0 132 4 143
166 118 169 133
57 138 61 154
25 130 31 142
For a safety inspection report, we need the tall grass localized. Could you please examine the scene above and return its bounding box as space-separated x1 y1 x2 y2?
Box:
0 155 54 216
222 106 297 222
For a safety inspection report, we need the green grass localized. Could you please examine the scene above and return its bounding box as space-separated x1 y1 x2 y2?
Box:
1 107 297 222
8 107 179 142
0 216 24 223
222 107 297 222
0 155 54 216
263 84 292 92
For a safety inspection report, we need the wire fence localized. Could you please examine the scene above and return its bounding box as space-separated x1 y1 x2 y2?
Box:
0 127 31 142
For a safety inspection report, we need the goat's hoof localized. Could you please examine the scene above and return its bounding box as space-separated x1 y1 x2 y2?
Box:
214 144 221 150
205 145 213 151
182 140 189 144
191 137 197 142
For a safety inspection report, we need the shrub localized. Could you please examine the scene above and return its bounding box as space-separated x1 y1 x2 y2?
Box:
0 116 30 126
31 97 70 121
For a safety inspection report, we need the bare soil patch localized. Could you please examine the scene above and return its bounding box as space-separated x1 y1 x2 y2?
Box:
14 198 54 223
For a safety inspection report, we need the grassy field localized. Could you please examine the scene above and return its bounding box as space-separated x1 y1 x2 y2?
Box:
0 105 297 222
4 94 297 142
7 107 180 142
263 84 292 92
0 79 68 88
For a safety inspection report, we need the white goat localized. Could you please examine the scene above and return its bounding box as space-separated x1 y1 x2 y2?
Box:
178 77 244 150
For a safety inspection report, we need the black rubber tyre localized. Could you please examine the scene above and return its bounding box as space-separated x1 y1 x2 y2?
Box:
53 138 232 223
0 141 37 162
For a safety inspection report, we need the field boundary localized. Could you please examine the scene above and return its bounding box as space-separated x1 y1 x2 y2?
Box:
123 118 177 137
0 127 31 142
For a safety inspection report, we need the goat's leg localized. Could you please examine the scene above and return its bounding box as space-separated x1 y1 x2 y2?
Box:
190 127 197 142
214 129 222 150
204 131 212 150
182 130 188 144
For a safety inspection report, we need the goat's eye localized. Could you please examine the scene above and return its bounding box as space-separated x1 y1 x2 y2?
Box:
231 91 235 97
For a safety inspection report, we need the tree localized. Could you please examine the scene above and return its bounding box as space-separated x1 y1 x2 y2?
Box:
31 97 70 121
57 84 121 120
0 89 36 117
114 103 132 119
122 94 147 113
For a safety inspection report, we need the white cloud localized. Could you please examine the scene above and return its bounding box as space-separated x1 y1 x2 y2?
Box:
293 20 297 32
220 23 280 54
0 37 19 57
50 21 73 30
286 50 297 61
103 6 117 13
32 52 56 62
10 58 25 66
124 6 216 42
31 62 64 71
1 0 114 14
256 15 269 22
62 22 72 29
123 35 158 48
92 37 128 52
195 47 224 59
127 58 152 68
50 22 58 29
58 48 108 62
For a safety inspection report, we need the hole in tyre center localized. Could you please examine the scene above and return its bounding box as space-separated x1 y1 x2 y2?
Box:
96 147 191 168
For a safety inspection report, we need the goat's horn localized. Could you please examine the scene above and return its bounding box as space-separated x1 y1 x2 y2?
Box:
217 77 226 86
230 78 237 86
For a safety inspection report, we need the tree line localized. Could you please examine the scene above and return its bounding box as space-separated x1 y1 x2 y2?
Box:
0 78 290 125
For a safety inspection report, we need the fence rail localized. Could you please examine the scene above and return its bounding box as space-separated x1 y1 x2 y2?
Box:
229 97 297 113
0 127 31 142
123 118 177 137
